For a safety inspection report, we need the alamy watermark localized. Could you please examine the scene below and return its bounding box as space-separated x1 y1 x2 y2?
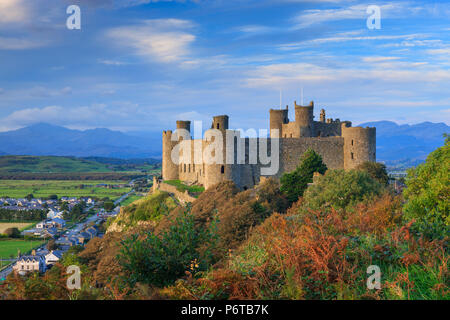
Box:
66 265 81 290
170 122 280 176
367 265 381 290
366 5 381 30
66 5 81 30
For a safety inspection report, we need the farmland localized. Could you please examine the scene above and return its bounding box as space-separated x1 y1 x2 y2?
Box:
0 223 35 234
0 156 160 174
0 180 132 200
0 239 45 259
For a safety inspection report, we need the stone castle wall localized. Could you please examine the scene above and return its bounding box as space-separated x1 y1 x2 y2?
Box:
152 177 197 204
162 100 376 190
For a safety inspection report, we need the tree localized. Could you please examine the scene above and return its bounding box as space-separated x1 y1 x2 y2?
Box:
4 227 21 238
303 169 383 210
403 134 449 239
356 161 389 186
280 149 327 203
103 201 115 211
47 239 57 251
25 194 34 201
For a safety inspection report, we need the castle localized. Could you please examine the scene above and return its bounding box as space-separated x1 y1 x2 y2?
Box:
162 100 376 190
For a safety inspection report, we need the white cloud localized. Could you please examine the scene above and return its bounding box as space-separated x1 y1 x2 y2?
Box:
291 3 416 29
362 56 400 63
0 103 149 131
244 60 450 89
106 19 196 63
98 59 128 66
279 33 428 50
0 0 29 25
0 36 48 50
427 48 450 55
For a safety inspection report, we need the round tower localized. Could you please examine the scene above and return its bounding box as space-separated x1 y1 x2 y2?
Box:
269 108 288 138
162 130 179 180
211 115 229 131
341 123 376 169
176 120 191 133
203 128 229 189
295 100 314 137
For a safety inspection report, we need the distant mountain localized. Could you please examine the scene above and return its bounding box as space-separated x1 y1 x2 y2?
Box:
0 123 162 159
358 120 449 168
0 121 447 166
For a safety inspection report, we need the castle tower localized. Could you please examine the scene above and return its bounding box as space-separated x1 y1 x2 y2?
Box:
204 116 230 189
211 115 229 131
162 130 179 180
341 123 376 169
320 109 326 123
176 120 191 133
294 100 314 137
269 107 288 138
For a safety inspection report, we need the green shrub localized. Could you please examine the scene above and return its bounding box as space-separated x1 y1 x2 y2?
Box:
403 135 449 239
356 161 389 186
303 169 383 210
280 149 327 203
118 207 218 287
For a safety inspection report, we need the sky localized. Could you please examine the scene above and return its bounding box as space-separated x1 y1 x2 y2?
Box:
0 0 449 134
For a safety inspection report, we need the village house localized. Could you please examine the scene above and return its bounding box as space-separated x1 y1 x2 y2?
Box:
45 250 64 266
13 251 46 275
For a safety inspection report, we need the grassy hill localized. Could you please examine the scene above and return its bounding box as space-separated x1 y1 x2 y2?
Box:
0 156 111 173
0 155 160 174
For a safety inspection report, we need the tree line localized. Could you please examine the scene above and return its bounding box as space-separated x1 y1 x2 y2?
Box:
0 208 46 221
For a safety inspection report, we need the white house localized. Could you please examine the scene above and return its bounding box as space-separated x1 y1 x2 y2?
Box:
45 250 64 266
13 251 46 275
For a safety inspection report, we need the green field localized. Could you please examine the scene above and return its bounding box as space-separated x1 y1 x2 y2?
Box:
0 155 161 174
0 180 132 200
0 156 112 173
0 239 45 259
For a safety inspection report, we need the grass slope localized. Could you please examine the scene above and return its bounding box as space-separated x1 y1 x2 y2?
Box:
0 239 45 259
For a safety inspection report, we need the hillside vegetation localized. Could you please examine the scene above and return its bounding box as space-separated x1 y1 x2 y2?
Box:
1 143 448 300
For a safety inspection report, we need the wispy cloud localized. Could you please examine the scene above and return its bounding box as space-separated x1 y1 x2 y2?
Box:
0 36 49 50
106 19 196 63
98 59 129 66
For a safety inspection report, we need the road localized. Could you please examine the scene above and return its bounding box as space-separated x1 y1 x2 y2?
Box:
0 179 138 281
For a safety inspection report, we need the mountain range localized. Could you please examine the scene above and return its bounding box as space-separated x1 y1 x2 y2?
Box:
0 121 448 166
0 123 162 159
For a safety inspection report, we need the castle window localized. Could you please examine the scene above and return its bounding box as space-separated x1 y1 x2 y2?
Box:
188 164 190 172
351 152 354 160
221 165 225 174
290 134 292 138
184 164 186 172
217 123 220 129
351 139 354 146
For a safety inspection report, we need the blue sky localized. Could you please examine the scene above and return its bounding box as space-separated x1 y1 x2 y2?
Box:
0 0 449 133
